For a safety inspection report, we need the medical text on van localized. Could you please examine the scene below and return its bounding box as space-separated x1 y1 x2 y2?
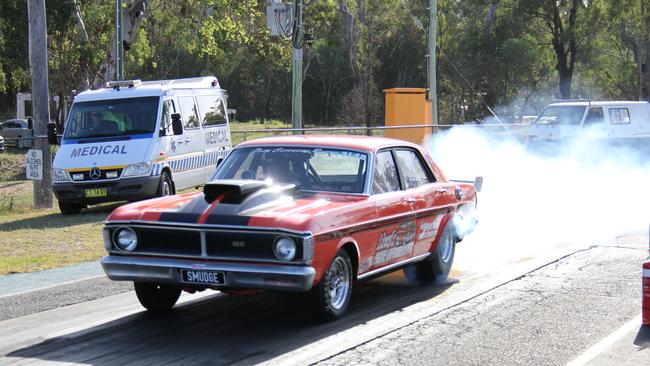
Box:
70 145 127 158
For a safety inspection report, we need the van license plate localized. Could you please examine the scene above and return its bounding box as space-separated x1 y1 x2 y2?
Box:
181 270 225 285
84 188 107 198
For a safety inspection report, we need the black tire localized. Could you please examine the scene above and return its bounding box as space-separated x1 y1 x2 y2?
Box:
134 282 182 313
156 171 174 197
403 224 457 285
310 250 354 322
58 201 82 215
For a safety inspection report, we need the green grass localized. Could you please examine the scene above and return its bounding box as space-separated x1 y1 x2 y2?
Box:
0 148 27 181
0 180 113 274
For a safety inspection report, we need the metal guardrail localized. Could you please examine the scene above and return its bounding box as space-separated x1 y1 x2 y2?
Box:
230 123 531 142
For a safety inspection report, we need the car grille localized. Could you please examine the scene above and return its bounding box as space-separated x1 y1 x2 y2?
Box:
125 226 300 262
136 228 202 256
71 168 124 182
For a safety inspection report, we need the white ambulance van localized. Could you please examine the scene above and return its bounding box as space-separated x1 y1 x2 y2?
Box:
528 100 650 145
51 77 231 214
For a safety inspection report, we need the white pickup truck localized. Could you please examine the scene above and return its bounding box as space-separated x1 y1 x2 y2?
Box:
527 100 650 147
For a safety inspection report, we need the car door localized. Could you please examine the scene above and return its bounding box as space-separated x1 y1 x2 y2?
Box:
362 149 417 272
393 148 451 257
0 121 20 145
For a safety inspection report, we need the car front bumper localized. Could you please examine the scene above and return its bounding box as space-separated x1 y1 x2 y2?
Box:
101 255 316 292
53 175 160 204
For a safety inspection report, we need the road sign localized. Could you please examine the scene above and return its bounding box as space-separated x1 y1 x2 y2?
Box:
26 149 43 180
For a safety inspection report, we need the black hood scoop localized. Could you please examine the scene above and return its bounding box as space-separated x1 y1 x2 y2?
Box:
204 179 269 203
204 179 296 210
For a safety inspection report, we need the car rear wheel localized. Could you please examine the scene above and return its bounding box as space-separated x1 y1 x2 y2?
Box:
310 250 353 322
134 282 182 313
156 171 174 197
58 201 82 215
403 224 456 285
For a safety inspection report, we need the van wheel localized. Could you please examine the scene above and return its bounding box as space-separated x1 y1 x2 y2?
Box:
134 282 181 313
156 171 174 197
310 250 353 322
403 225 456 285
58 202 82 215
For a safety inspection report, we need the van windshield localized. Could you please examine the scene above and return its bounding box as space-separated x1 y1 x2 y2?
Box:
534 106 586 125
63 97 159 139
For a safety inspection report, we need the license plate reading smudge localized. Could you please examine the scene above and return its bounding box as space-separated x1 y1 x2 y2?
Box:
181 269 225 285
84 188 107 198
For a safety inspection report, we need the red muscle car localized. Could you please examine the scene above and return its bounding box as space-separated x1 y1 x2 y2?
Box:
101 135 481 321
641 260 650 326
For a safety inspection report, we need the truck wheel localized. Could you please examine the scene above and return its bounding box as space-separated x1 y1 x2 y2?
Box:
310 250 353 322
134 282 181 313
58 201 82 215
156 171 174 197
403 224 456 285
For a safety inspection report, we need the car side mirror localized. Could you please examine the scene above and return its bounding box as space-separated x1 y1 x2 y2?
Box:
171 113 183 135
27 118 34 130
47 122 58 145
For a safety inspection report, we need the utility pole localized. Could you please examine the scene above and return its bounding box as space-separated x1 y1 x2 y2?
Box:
27 0 53 209
291 0 303 133
428 0 438 127
116 0 124 80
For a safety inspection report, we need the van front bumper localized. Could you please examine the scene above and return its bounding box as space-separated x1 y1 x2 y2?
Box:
53 175 160 204
101 255 316 292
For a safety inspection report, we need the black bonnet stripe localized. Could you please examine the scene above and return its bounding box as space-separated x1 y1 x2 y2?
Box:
158 194 211 224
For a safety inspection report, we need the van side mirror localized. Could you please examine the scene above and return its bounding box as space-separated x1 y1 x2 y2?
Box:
27 118 34 130
171 113 183 135
47 122 58 145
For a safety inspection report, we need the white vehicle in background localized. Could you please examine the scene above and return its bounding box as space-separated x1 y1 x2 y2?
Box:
50 77 232 215
527 101 650 146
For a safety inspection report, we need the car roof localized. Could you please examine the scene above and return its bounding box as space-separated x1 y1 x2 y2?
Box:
235 134 422 153
547 101 650 107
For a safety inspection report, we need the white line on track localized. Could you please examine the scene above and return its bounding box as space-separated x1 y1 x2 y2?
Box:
565 314 641 366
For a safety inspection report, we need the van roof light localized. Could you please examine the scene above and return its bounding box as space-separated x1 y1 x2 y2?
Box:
106 80 142 89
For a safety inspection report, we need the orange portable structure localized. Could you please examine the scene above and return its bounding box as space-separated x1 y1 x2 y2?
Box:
384 88 433 144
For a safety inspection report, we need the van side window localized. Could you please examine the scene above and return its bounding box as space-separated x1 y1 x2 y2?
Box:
583 107 604 126
610 108 631 124
178 96 200 129
372 151 400 194
196 95 227 127
159 100 176 136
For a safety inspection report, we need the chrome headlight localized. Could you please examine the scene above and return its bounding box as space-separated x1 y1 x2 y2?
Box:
122 162 151 177
113 227 138 252
52 168 71 182
274 237 297 261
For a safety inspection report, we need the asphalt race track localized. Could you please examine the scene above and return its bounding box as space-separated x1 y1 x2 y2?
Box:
0 232 648 365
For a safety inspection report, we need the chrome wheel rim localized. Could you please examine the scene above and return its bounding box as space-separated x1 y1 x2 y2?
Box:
328 257 351 310
162 180 171 196
439 232 454 264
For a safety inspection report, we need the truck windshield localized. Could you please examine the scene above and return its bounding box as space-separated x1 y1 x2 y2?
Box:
63 97 159 139
534 106 586 125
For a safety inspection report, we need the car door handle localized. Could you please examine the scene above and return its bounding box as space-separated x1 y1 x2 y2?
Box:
403 197 416 203
184 138 190 143
436 189 447 194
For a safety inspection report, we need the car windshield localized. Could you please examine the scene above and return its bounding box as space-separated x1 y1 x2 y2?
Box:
63 97 159 139
534 106 586 125
214 147 369 194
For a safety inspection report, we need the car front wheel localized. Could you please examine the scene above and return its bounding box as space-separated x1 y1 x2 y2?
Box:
310 250 353 322
134 282 182 313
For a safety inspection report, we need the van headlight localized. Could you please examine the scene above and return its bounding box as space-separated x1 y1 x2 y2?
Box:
122 162 151 177
52 168 71 182
274 237 297 261
113 227 138 252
